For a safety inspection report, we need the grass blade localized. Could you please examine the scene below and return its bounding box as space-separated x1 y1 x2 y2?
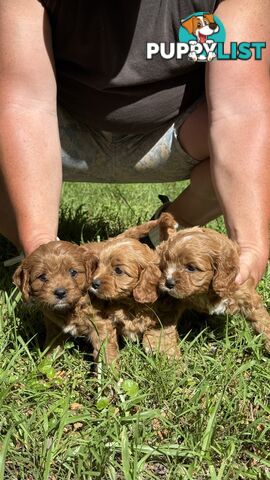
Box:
199 392 224 461
121 426 132 480
0 429 12 480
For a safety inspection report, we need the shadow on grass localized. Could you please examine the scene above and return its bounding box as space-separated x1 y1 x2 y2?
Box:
10 301 95 367
178 308 227 341
13 302 227 360
58 204 130 244
0 204 130 291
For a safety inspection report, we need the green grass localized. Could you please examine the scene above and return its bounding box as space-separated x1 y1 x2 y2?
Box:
0 181 270 480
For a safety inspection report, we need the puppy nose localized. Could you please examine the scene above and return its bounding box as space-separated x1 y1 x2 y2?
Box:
209 22 217 30
92 278 101 290
54 288 67 299
165 278 175 289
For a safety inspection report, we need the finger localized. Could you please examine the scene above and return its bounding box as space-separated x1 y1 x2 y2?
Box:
236 253 266 286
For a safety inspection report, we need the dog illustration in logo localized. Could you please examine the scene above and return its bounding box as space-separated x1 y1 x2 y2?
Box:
181 13 219 62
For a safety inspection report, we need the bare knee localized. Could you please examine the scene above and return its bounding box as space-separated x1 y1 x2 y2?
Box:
178 100 210 161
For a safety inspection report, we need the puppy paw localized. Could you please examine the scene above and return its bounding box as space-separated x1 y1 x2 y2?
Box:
207 51 216 62
188 52 198 62
165 346 181 360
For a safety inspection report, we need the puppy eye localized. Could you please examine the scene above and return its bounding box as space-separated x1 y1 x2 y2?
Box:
37 274 47 282
185 264 197 272
69 269 78 278
114 266 124 275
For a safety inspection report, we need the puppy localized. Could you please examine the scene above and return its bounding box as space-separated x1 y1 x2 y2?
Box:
182 13 219 43
88 222 184 358
181 13 219 62
158 227 270 350
13 241 118 363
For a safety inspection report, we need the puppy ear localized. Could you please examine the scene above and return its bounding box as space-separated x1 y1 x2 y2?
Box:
181 17 196 35
79 243 102 285
212 244 239 297
83 254 99 285
13 264 30 302
204 13 215 24
133 264 161 304
158 212 178 241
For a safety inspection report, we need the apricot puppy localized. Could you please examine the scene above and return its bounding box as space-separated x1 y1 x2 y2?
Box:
13 241 118 363
158 227 270 350
88 233 183 358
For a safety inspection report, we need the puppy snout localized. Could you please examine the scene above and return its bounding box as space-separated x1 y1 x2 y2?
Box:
92 278 101 290
54 288 67 299
209 22 217 30
165 278 175 290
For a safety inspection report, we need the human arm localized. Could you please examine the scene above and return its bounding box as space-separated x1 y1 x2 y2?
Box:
0 0 62 255
206 0 270 285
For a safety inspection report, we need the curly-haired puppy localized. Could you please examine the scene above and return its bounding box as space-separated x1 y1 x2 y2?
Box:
88 222 184 358
13 241 118 363
158 227 270 350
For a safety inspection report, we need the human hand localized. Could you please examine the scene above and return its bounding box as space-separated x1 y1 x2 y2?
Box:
235 245 269 286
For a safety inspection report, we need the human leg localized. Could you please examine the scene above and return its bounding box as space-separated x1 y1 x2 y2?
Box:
167 158 222 227
167 99 222 227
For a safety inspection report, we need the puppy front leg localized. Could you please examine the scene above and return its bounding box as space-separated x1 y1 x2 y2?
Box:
243 293 270 351
230 283 270 351
142 325 181 359
44 317 68 353
89 321 119 365
188 41 198 62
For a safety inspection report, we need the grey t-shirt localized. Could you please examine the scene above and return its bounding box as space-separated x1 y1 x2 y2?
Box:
40 0 219 133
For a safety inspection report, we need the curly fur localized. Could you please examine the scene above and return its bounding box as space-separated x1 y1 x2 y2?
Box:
13 241 118 363
88 231 183 358
158 227 270 350
12 213 180 363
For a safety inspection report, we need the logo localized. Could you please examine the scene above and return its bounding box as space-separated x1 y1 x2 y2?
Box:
146 12 266 62
179 12 225 62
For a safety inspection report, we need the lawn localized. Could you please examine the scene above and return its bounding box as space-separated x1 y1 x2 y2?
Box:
0 181 270 480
